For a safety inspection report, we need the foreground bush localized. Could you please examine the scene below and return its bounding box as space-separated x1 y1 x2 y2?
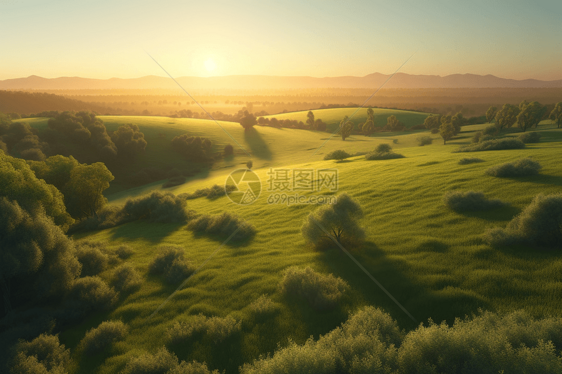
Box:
484 193 562 248
167 314 242 344
279 267 349 311
443 191 506 212
10 334 71 374
149 246 195 284
115 244 134 259
111 263 143 293
365 144 405 160
456 138 525 152
80 320 128 355
76 241 108 276
324 149 351 161
67 276 117 311
187 212 256 241
518 131 542 143
486 157 541 177
122 347 219 374
416 136 432 146
240 307 562 374
458 157 484 165
249 295 277 316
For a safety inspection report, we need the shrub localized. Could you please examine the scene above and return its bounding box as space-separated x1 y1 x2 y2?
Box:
324 149 351 161
484 193 562 248
224 144 234 156
67 276 117 311
249 295 277 316
123 192 190 223
483 124 499 136
122 347 218 374
456 138 525 152
11 334 71 374
183 184 234 200
365 151 404 160
486 158 541 177
167 314 241 344
115 244 134 259
443 191 506 212
111 263 142 293
393 138 399 143
472 131 482 143
416 136 432 146
458 157 484 165
149 246 195 284
163 176 186 188
80 320 128 355
518 131 542 143
171 135 212 162
279 267 349 311
187 212 256 241
241 307 562 374
480 134 496 142
374 143 392 153
76 241 108 276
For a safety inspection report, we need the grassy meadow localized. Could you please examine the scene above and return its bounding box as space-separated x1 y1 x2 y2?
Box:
26 111 562 373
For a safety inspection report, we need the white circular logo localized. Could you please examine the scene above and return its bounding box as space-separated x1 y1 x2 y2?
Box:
225 169 261 205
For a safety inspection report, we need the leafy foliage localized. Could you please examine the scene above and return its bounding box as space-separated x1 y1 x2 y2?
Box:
458 157 484 165
416 136 432 146
486 158 541 177
167 314 242 344
10 334 71 374
323 150 351 161
456 138 525 152
80 320 128 355
518 131 541 143
171 135 212 162
66 276 117 312
122 347 219 374
443 191 506 212
149 246 194 284
111 263 142 293
75 241 108 276
111 123 147 159
187 212 256 241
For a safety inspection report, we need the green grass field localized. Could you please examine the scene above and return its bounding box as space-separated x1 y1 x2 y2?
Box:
27 113 562 373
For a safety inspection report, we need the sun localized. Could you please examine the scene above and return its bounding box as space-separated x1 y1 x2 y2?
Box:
204 58 217 73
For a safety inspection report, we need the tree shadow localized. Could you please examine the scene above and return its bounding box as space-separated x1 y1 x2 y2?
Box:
519 174 562 187
109 221 185 242
458 205 521 222
243 128 272 160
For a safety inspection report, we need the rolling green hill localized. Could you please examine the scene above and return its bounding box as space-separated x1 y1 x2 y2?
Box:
53 116 562 373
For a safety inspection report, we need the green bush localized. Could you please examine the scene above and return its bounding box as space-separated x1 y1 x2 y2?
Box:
456 138 525 152
480 134 496 142
324 149 351 161
472 131 482 143
483 124 499 136
115 244 134 259
167 314 241 344
458 157 484 165
67 276 117 311
76 241 108 276
249 295 277 316
149 246 194 284
111 263 142 293
241 307 562 374
123 192 190 223
187 212 256 241
484 193 562 248
518 131 542 143
375 143 392 153
279 267 349 311
80 320 128 355
122 347 218 374
486 158 541 177
10 334 71 374
443 191 506 212
183 184 234 200
416 136 433 146
365 151 405 160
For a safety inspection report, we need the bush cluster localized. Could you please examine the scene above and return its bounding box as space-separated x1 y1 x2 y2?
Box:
483 124 499 136
115 244 135 259
167 314 242 344
183 184 234 200
241 307 562 374
187 212 256 241
80 320 128 355
486 157 541 177
111 263 143 293
122 347 219 374
443 190 506 212
518 131 542 143
75 241 109 276
365 143 404 160
456 138 525 152
324 149 351 161
279 267 349 311
249 295 277 316
149 246 195 284
67 276 117 311
458 157 484 165
416 135 433 146
484 193 562 248
10 334 71 374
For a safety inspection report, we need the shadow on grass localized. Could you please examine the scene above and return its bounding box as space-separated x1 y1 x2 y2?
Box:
458 205 521 222
109 221 185 242
521 174 562 187
244 128 272 160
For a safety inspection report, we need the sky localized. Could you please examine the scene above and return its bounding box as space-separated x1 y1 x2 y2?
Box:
0 0 561 80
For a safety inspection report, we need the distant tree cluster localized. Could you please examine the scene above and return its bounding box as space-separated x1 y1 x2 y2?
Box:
171 134 213 162
486 100 558 133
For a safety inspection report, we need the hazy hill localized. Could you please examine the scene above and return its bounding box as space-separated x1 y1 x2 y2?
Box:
2 73 562 90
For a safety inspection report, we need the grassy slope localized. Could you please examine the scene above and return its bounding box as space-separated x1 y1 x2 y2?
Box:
263 107 431 131
35 115 562 373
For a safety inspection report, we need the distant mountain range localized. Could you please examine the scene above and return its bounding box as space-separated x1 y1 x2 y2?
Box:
1 73 562 90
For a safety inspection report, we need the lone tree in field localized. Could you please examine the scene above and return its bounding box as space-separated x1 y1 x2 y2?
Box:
301 193 365 249
439 122 455 144
239 110 257 131
338 116 354 141
550 102 562 128
517 101 546 132
384 115 405 131
362 119 375 135
495 103 519 131
64 162 114 219
486 106 498 123
423 114 441 130
306 111 315 128
450 112 466 134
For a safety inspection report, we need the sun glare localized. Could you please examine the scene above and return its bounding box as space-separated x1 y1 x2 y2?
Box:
204 58 217 73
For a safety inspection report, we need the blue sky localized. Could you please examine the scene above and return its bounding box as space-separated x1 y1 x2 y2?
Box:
0 0 560 79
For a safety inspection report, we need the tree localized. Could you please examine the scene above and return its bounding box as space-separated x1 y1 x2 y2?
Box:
450 112 466 135
301 193 365 248
439 122 455 144
338 116 354 141
550 102 562 128
495 103 519 131
366 107 375 122
171 135 212 161
362 119 375 135
486 106 498 123
0 198 81 315
384 115 405 131
423 115 441 130
517 101 546 132
306 111 315 128
314 119 327 131
239 110 257 131
28 155 80 192
111 123 147 159
64 163 114 219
